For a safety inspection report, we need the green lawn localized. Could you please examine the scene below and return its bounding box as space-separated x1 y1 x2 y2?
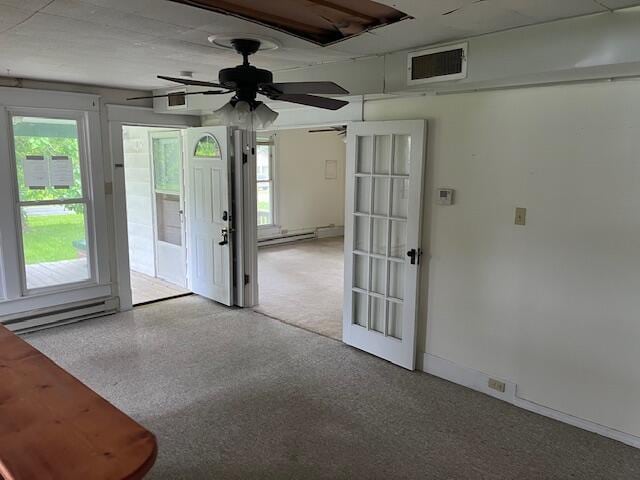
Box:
23 213 85 264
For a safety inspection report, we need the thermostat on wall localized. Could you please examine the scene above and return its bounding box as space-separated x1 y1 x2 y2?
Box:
437 188 454 205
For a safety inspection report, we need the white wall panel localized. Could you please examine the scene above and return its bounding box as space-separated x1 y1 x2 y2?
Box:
364 80 640 438
265 128 346 237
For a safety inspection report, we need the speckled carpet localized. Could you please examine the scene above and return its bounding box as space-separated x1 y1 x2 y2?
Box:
25 296 640 479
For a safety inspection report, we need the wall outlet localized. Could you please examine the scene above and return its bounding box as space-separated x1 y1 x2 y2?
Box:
515 207 527 226
488 378 506 393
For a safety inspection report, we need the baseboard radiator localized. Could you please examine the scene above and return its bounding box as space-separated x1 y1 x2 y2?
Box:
258 225 344 247
2 297 119 334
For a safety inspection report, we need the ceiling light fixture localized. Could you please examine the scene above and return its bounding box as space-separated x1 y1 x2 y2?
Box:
214 99 279 130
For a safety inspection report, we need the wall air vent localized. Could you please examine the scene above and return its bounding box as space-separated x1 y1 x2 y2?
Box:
407 43 468 86
166 90 187 109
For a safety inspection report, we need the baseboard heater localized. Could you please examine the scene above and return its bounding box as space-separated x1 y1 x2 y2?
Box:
258 231 316 247
2 297 119 334
258 225 344 247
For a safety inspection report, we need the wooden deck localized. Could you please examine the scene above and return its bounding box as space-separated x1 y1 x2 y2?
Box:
131 271 189 305
25 260 189 304
25 259 89 289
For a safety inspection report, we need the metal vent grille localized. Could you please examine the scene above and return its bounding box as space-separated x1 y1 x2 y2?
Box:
167 92 186 107
407 43 468 85
411 49 464 80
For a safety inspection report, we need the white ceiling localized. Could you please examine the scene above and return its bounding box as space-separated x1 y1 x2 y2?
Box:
0 0 638 90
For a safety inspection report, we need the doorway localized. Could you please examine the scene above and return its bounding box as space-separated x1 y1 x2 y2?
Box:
253 126 347 339
122 125 189 305
248 120 427 370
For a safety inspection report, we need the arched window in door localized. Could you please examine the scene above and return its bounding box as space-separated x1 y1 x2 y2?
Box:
194 135 221 158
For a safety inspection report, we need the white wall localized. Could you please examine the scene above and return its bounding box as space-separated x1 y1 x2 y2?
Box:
364 80 640 439
269 128 346 236
123 126 155 276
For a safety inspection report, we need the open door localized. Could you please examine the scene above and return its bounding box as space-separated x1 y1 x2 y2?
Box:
150 130 186 287
185 126 233 306
343 120 427 370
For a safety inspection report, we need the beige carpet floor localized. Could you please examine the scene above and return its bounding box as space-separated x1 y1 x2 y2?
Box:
255 237 343 340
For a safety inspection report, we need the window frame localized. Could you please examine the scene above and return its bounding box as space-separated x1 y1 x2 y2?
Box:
7 108 97 294
256 138 277 229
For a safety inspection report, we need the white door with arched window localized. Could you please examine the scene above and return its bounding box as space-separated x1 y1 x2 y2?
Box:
185 127 234 306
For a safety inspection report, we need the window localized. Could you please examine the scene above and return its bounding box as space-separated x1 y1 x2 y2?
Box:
11 114 92 291
194 134 220 158
256 141 274 226
151 132 183 247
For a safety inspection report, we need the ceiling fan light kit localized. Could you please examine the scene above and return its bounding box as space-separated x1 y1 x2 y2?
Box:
214 100 279 130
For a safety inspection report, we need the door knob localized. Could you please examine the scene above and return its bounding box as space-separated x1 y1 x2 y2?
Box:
219 228 229 246
407 249 421 265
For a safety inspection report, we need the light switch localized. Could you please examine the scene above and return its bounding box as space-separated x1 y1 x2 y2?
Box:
515 207 526 226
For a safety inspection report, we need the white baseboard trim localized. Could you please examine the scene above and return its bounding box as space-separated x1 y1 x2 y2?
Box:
419 352 640 449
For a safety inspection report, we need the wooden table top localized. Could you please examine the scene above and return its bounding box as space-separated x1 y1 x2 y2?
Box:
0 324 157 480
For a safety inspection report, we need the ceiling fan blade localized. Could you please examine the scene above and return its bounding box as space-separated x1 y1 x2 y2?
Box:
158 75 225 88
309 129 339 133
262 81 348 95
272 94 348 111
127 90 229 101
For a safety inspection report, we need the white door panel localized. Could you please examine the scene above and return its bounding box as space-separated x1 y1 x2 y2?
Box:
186 127 233 305
343 120 427 370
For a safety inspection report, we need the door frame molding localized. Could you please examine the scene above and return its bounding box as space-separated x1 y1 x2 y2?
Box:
107 105 199 310
234 129 258 307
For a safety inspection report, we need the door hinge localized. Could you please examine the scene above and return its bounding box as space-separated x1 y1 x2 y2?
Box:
242 153 248 164
244 274 250 285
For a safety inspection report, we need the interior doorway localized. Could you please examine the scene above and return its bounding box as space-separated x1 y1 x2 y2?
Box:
253 126 347 339
122 125 190 305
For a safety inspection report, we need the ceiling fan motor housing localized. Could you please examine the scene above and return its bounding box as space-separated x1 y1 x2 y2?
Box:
219 65 273 107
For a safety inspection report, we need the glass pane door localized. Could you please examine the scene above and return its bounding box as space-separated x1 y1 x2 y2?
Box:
343 120 426 370
351 133 410 339
11 115 91 290
151 131 186 287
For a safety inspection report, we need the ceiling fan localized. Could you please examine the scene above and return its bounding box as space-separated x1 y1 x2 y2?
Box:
129 39 350 129
308 125 347 136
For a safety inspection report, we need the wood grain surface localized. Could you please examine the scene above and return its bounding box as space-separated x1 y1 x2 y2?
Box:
0 324 157 480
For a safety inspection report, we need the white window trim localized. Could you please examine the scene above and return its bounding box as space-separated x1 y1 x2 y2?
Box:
0 87 111 316
256 137 278 230
7 108 98 295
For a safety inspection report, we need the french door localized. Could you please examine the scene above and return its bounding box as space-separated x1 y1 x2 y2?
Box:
185 127 234 306
343 120 427 370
